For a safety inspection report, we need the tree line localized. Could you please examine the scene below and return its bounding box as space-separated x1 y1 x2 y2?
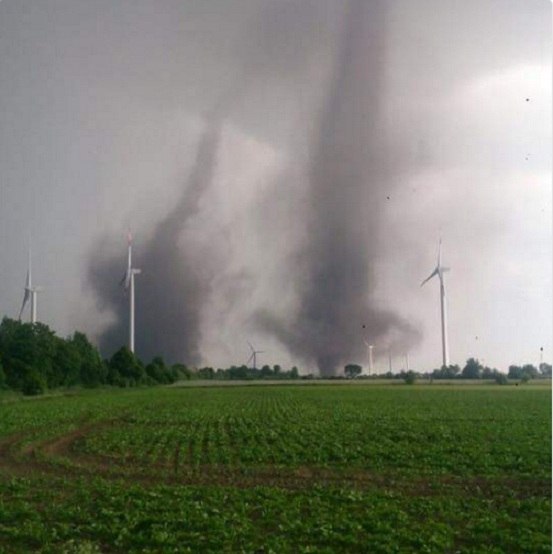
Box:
194 365 301 381
344 357 552 383
1 316 549 396
0 317 303 396
0 317 190 395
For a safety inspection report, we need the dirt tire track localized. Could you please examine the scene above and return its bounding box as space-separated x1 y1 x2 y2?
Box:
0 423 548 500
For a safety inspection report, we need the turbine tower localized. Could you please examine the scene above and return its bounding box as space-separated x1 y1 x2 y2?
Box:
122 230 141 353
247 341 264 370
421 239 450 368
363 339 374 375
18 247 43 323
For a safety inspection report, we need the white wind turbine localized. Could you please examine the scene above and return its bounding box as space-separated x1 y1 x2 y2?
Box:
246 341 264 370
121 230 141 353
18 247 43 324
421 239 450 368
363 339 374 376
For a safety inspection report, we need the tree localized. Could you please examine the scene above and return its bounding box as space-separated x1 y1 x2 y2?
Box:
260 365 273 378
481 367 494 379
71 332 106 387
461 358 482 379
344 364 362 379
171 363 192 381
521 364 538 380
108 347 145 386
31 323 59 387
21 369 46 396
508 365 523 379
539 363 552 378
431 364 460 379
145 356 174 384
53 338 81 386
495 373 508 385
403 370 417 385
0 319 40 388
198 367 215 379
0 360 7 389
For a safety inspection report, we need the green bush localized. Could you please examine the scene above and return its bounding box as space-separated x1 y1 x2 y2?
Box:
21 368 46 396
0 362 7 389
495 374 508 385
404 371 417 385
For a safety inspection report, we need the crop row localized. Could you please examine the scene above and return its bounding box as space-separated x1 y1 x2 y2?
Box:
0 385 550 553
71 386 551 478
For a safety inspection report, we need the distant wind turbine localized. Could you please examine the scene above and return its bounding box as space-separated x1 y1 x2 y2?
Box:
363 339 374 376
421 239 450 367
246 341 264 370
18 247 43 323
121 230 141 353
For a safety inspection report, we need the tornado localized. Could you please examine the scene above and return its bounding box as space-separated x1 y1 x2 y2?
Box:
89 118 222 364
259 0 421 375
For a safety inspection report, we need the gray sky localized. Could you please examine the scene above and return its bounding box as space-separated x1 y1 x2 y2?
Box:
0 0 550 373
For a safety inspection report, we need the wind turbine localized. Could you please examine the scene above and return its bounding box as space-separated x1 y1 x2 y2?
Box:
18 247 43 323
246 341 264 370
421 239 450 368
121 230 141 353
363 339 374 376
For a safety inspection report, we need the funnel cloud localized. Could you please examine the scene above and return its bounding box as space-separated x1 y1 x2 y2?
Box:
257 0 421 374
90 118 223 364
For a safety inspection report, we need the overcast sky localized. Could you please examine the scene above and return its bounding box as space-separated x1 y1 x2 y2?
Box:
0 0 550 373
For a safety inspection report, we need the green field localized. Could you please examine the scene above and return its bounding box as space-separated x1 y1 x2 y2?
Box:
0 384 550 553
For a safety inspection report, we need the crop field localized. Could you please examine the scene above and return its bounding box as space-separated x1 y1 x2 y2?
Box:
0 384 550 553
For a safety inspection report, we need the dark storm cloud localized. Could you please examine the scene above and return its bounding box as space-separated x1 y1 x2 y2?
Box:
18 0 543 371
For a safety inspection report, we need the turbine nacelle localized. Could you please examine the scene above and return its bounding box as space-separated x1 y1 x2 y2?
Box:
246 341 265 369
421 239 450 286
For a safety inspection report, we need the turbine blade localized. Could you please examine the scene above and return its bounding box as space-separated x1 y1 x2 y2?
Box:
25 265 31 289
18 289 31 320
420 267 439 287
247 340 254 352
121 270 131 290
